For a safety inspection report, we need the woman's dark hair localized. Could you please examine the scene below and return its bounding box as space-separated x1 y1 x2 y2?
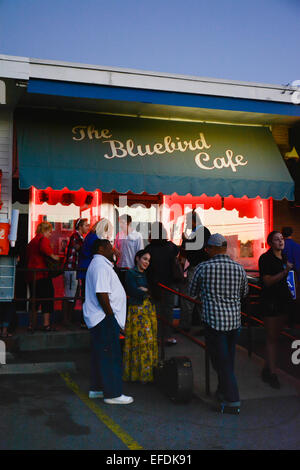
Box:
75 218 88 230
134 249 150 266
266 231 282 247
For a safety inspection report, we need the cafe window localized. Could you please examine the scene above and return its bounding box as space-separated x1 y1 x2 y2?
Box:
29 187 271 270
29 187 101 253
163 194 272 271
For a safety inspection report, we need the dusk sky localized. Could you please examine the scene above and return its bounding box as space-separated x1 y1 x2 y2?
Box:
0 0 299 85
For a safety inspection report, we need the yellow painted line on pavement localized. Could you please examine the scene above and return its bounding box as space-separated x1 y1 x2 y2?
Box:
60 372 143 450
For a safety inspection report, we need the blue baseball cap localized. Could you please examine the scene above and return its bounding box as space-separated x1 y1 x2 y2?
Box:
207 233 227 247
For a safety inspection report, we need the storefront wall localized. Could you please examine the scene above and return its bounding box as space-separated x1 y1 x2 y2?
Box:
1 55 299 323
12 98 297 276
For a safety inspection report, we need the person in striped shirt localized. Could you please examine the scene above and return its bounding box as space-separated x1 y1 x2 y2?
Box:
63 218 89 326
189 233 249 414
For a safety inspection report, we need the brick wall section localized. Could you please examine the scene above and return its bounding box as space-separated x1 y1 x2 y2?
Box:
273 199 300 243
272 125 291 155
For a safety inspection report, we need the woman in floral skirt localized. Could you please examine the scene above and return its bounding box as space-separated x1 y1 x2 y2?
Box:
123 249 158 383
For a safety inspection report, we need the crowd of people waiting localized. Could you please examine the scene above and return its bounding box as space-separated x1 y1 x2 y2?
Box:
1 212 298 412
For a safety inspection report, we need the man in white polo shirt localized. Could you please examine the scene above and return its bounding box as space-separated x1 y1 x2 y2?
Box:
83 238 133 405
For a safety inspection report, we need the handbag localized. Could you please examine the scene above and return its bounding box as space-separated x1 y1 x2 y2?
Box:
44 255 64 278
38 237 63 278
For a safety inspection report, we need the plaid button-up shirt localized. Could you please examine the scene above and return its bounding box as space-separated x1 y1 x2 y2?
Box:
189 254 249 331
64 231 84 270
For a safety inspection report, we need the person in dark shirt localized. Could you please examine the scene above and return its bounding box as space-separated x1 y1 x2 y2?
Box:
259 231 294 389
146 222 179 346
77 218 113 328
63 218 89 327
178 210 211 332
26 222 60 332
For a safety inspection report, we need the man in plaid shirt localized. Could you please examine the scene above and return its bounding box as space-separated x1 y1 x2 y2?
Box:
189 233 248 414
63 218 89 326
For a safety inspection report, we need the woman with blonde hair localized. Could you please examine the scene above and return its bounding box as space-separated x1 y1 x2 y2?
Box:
26 221 60 332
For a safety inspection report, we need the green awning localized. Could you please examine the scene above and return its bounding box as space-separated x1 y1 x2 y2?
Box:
16 109 294 200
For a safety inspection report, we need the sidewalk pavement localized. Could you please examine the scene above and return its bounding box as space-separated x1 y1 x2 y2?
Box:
164 328 300 403
3 325 299 405
1 327 300 449
2 326 300 403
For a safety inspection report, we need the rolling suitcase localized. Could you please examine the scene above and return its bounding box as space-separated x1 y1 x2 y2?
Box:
154 356 193 403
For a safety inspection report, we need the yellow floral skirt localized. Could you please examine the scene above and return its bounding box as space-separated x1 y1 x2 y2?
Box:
123 297 158 383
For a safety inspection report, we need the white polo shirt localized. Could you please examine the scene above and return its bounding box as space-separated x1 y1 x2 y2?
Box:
83 254 127 330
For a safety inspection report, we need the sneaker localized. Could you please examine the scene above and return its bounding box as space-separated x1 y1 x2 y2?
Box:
220 404 240 415
88 390 104 399
104 394 134 405
165 338 177 346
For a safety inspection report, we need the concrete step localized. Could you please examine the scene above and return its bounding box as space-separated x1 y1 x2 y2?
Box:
17 329 90 352
2 325 299 355
0 361 76 375
1 328 90 352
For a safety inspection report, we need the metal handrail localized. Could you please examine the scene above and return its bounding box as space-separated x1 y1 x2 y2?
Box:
156 279 299 391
